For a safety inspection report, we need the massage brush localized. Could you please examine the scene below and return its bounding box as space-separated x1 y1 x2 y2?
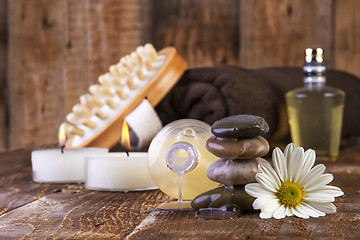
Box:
62 44 187 148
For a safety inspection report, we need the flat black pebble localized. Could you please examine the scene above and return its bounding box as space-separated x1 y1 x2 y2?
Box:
211 114 269 138
191 185 255 213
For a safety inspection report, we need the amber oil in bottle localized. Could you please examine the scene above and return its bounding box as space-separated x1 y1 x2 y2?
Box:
286 48 345 161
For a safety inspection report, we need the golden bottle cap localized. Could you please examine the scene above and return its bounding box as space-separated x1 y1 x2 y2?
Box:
305 48 324 63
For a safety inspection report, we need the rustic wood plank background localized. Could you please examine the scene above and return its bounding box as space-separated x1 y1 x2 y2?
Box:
0 142 359 239
1 0 360 150
0 0 7 150
0 147 170 239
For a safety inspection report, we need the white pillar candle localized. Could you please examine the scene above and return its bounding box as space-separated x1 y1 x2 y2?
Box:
85 152 157 192
31 148 108 183
125 99 163 150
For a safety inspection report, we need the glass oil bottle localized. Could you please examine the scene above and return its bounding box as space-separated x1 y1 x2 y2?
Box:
286 48 345 161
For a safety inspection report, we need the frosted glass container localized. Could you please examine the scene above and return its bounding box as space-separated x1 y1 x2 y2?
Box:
148 119 218 200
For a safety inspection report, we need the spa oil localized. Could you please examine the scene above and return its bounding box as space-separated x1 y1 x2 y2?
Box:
286 48 345 161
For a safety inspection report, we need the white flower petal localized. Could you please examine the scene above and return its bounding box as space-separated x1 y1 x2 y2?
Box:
305 192 335 202
298 164 326 186
302 149 316 174
304 173 334 191
285 207 293 217
303 202 326 217
259 201 281 219
272 147 287 181
307 202 337 214
310 185 344 197
255 173 278 192
273 205 287 219
259 212 273 219
253 197 270 210
288 147 304 182
253 196 278 211
293 205 309 219
297 150 316 185
258 163 281 188
292 148 306 182
245 183 274 198
297 203 321 218
284 143 296 160
284 143 296 177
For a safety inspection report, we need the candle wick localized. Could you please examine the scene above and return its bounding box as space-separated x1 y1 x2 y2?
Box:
125 149 129 157
61 146 64 154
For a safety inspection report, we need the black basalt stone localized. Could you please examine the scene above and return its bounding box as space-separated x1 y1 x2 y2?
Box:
211 114 269 139
191 185 256 213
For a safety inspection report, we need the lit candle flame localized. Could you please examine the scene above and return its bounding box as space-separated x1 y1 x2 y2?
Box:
58 123 67 147
121 119 131 151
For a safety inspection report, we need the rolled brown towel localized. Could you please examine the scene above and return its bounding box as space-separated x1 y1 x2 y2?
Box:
156 66 360 148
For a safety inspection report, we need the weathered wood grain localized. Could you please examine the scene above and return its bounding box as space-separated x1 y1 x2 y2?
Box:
0 142 359 239
126 144 360 239
0 147 170 239
0 146 60 215
0 0 7 151
0 187 168 239
64 0 153 113
127 193 360 240
7 0 152 150
7 0 68 149
152 0 240 67
333 0 360 77
240 0 332 68
3 0 360 151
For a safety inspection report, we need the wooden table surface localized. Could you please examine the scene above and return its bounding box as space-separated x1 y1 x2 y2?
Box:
0 143 359 239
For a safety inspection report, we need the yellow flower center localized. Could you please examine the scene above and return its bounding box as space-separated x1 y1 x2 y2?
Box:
276 181 304 208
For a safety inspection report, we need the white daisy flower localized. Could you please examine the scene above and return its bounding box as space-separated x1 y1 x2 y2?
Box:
245 143 344 219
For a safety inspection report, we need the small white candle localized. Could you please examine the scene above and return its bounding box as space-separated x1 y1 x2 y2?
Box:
31 148 108 183
85 152 157 191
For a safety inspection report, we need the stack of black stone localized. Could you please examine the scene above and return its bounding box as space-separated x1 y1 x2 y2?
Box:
191 114 271 219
